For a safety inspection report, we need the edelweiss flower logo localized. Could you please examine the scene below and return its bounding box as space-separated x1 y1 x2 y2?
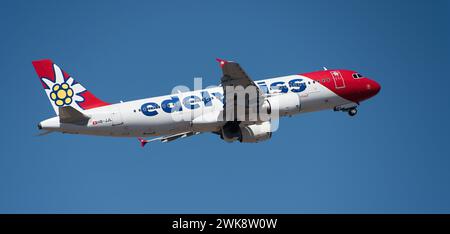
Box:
50 83 74 106
41 65 86 108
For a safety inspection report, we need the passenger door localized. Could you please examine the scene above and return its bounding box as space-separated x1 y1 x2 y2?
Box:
331 71 346 89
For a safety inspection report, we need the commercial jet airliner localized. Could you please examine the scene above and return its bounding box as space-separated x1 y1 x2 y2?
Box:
34 59 380 146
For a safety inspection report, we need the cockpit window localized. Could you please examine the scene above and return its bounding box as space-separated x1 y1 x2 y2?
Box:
352 73 364 79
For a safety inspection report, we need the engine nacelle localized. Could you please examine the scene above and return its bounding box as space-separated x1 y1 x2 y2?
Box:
239 121 272 143
220 121 273 143
221 121 241 143
266 93 301 117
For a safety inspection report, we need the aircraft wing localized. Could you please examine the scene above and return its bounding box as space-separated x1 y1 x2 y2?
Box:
217 58 265 94
216 58 266 122
138 131 201 147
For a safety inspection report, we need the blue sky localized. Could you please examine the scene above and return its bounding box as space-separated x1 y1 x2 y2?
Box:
0 0 449 213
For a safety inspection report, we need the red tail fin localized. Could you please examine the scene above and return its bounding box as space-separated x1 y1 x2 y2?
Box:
32 59 109 114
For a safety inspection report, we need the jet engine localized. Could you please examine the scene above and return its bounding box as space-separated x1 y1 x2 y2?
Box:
220 121 272 143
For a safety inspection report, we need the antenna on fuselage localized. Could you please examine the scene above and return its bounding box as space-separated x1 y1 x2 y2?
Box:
323 67 328 71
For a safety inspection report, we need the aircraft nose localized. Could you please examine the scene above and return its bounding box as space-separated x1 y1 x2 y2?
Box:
366 79 381 97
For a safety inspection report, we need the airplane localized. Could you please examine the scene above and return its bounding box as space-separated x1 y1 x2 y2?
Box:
34 59 380 146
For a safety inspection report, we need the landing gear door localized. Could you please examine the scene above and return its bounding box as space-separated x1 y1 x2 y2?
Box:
331 71 345 89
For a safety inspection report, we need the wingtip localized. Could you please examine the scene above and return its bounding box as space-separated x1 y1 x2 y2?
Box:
216 58 228 68
137 137 148 147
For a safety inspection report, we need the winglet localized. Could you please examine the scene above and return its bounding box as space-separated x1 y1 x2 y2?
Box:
137 137 149 147
216 58 228 68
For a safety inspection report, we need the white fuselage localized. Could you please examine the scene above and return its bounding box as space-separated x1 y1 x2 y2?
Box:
39 74 353 137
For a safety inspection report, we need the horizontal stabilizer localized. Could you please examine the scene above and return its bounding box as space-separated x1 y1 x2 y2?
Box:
59 106 90 125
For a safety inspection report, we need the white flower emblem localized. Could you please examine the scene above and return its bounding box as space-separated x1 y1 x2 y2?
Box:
41 64 86 108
